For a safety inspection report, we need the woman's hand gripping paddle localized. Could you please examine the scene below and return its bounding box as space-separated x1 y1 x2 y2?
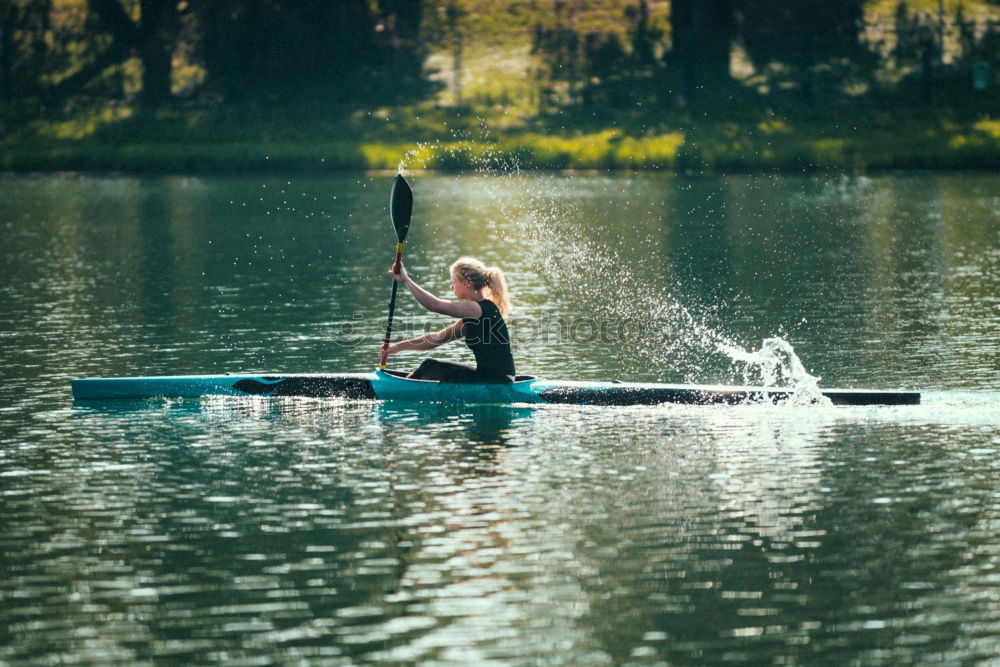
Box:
379 174 413 368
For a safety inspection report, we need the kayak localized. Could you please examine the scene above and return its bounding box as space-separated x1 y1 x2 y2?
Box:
71 369 920 406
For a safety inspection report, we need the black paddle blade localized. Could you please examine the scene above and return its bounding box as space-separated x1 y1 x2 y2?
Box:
390 174 413 242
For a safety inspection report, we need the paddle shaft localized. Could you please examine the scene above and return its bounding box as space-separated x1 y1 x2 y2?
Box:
379 174 413 368
379 243 404 368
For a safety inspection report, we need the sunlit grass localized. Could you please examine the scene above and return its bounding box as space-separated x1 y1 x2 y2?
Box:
2 100 999 173
426 42 538 115
973 119 1000 139
34 106 134 140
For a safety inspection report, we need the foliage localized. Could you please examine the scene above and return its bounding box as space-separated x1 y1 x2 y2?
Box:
4 98 1000 173
0 0 429 107
3 0 1000 177
3 0 1000 111
737 0 867 102
199 0 425 105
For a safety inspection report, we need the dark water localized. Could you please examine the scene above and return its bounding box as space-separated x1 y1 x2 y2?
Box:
1 172 998 664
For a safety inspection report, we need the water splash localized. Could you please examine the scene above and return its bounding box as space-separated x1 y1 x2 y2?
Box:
720 337 831 406
397 142 827 403
516 212 825 401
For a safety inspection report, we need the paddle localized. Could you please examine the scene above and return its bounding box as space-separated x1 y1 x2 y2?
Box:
379 173 413 369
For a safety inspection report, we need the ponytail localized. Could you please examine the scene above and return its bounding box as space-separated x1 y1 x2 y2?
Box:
450 257 512 317
484 266 511 317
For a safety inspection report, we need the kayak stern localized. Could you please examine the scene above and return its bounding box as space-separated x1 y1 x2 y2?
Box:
71 373 375 400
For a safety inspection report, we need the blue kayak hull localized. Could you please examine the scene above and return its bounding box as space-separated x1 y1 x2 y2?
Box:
371 370 545 403
71 369 920 406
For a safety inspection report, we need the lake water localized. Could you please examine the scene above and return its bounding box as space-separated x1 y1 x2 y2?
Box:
1 171 998 664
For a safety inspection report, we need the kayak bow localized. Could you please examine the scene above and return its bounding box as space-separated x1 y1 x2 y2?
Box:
71 369 920 406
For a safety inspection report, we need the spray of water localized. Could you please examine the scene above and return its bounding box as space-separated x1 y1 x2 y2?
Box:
397 141 829 404
720 337 829 405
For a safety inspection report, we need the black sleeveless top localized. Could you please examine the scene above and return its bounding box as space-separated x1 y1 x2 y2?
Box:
463 299 516 377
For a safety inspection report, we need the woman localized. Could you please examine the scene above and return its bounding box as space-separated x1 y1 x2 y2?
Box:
383 257 516 383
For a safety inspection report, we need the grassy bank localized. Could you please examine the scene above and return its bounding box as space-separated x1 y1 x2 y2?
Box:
3 103 1000 173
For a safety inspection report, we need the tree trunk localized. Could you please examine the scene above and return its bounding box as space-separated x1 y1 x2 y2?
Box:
46 40 129 100
800 32 815 106
446 2 462 105
380 0 422 73
138 0 178 106
43 0 141 101
1 2 15 100
50 0 177 106
671 0 733 102
921 39 934 104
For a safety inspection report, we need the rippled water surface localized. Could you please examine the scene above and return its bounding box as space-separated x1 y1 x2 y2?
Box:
2 172 998 664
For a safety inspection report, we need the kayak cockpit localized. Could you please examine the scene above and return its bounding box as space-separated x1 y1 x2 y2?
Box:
378 368 537 383
372 369 544 403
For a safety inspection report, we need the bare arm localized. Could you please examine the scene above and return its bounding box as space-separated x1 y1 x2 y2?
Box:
391 263 481 319
388 320 464 354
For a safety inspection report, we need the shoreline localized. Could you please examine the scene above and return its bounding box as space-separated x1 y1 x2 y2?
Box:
3 144 1000 175
5 165 1000 177
3 116 999 175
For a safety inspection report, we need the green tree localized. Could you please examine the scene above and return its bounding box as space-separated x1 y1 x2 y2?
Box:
0 1 10 99
199 0 425 106
738 0 865 103
669 0 736 101
1 0 60 101
532 1 582 106
41 0 186 105
626 0 657 67
1 0 40 100
577 1 662 107
892 1 938 101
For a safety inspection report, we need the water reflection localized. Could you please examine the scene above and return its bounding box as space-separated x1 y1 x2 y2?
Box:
2 173 999 664
669 178 733 299
375 402 531 450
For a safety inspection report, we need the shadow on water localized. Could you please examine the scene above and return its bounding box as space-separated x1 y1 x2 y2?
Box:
374 401 534 446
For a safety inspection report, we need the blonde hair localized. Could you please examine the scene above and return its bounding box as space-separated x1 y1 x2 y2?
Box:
450 257 511 317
